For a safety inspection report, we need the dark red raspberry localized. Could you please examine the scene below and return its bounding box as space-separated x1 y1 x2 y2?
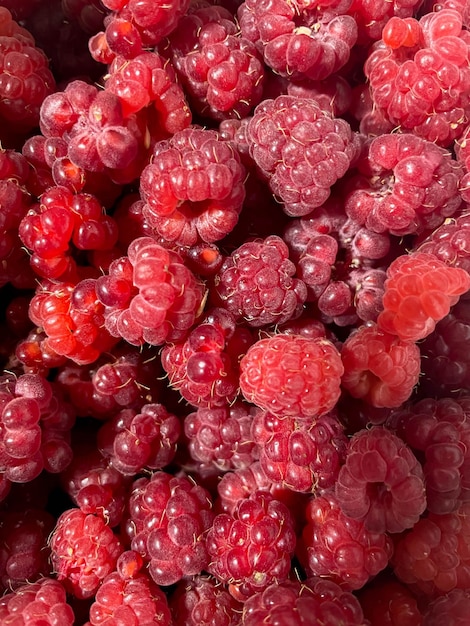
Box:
214 234 307 327
206 490 296 600
170 574 243 626
340 322 421 408
357 575 423 626
139 126 246 246
393 501 470 596
349 0 424 44
335 426 427 534
298 492 394 590
252 409 347 493
124 471 214 587
0 577 75 625
246 95 360 217
424 589 470 626
377 252 470 343
239 333 344 419
344 133 463 236
49 508 123 599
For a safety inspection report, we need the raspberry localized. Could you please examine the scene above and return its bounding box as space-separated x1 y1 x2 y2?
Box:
124 471 214 586
241 577 368 626
206 490 296 600
344 133 463 236
0 577 75 626
246 95 360 216
393 501 470 596
298 492 394 590
340 322 421 408
377 252 470 342
348 0 424 44
357 575 423 626
49 508 123 599
252 409 348 493
335 426 427 534
417 214 470 274
239 333 344 419
388 397 470 515
424 589 470 626
214 235 307 327
139 126 246 246
170 574 243 626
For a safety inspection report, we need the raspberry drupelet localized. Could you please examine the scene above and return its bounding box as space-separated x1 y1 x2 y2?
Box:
424 589 470 626
357 575 423 626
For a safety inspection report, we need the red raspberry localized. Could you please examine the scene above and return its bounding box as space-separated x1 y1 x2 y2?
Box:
241 577 368 626
340 322 421 408
252 409 348 493
206 490 296 600
124 471 214 586
170 574 243 626
49 508 123 599
377 252 470 343
0 577 74 625
424 589 470 626
246 95 360 217
349 0 424 44
357 575 423 626
344 133 463 236
139 127 246 246
393 501 470 596
417 214 470 274
214 234 307 327
335 426 427 534
298 492 394 590
239 334 344 419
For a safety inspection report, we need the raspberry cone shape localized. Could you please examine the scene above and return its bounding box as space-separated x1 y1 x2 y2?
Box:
124 471 214 586
424 589 470 626
298 492 394 590
335 426 427 534
214 234 307 327
206 490 296 600
96 236 206 347
0 577 74 625
49 508 123 599
393 501 470 596
139 126 246 246
377 252 470 342
239 333 344 419
252 409 348 493
358 576 423 626
344 133 463 236
340 322 421 408
246 95 360 217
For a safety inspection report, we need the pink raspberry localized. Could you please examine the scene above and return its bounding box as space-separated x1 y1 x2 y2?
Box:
298 492 394 590
335 426 427 534
139 126 246 246
206 490 296 600
240 333 344 419
377 252 470 343
246 95 360 216
214 234 307 327
340 322 421 408
417 213 470 274
424 589 470 626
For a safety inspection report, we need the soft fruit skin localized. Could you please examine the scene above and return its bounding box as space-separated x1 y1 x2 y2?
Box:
358 576 423 626
0 577 75 626
124 471 214 587
214 234 307 327
139 126 246 246
239 333 344 419
335 426 427 534
340 322 421 408
424 589 470 626
377 252 470 343
246 95 360 216
298 492 394 590
206 490 296 600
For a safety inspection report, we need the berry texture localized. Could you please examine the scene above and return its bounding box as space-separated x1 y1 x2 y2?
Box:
335 426 427 534
424 589 470 626
358 576 423 626
239 334 344 418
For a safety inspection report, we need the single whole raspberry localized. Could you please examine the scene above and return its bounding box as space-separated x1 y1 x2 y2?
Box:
49 508 123 599
340 322 421 408
335 426 427 534
357 576 423 626
377 252 470 342
206 490 296 600
298 492 394 590
239 334 344 419
424 589 470 626
139 126 246 246
214 235 307 327
246 95 360 217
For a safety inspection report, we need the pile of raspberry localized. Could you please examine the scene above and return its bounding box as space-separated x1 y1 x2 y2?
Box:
3 0 470 623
